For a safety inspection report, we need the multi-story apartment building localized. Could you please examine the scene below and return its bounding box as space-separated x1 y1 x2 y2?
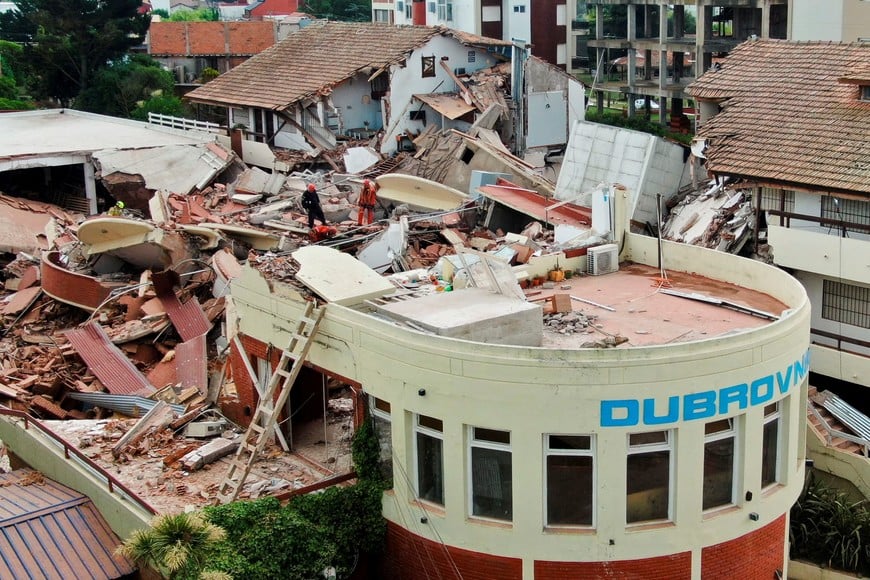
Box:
790 0 870 42
576 1 788 126
373 0 569 68
689 39 870 394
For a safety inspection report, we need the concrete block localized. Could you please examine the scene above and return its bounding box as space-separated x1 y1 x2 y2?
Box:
180 437 239 471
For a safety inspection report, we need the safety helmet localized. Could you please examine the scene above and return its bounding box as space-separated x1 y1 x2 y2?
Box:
363 179 371 186
116 201 125 209
307 183 316 192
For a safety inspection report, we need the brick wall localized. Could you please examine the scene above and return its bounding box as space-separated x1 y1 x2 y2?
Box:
381 521 522 580
535 552 691 579
701 514 785 580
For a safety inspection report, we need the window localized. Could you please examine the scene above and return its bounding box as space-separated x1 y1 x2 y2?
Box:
759 188 795 213
761 402 781 488
395 1 403 11
861 85 870 102
822 280 870 328
370 397 393 485
405 2 412 18
821 195 870 235
428 1 435 11
469 427 512 521
415 414 444 504
626 430 672 524
467 50 476 63
436 0 451 20
370 73 388 101
703 419 735 510
513 4 526 12
545 435 594 526
421 55 436 78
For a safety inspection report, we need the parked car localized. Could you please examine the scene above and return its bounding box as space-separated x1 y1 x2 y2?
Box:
634 98 660 110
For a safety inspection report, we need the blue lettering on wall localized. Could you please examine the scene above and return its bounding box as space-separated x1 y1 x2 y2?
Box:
719 384 748 415
599 348 810 427
601 400 639 427
643 396 679 425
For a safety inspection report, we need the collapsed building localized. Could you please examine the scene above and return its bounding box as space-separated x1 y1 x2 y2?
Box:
0 35 841 580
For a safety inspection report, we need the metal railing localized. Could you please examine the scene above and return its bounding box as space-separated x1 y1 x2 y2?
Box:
806 400 870 458
147 112 223 134
766 209 870 235
0 406 157 515
811 328 870 358
300 108 337 149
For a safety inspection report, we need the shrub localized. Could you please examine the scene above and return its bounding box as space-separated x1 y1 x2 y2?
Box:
790 474 870 574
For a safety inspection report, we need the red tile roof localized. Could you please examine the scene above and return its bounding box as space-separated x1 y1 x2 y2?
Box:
149 21 277 56
688 40 870 196
249 0 299 17
65 323 157 397
185 21 512 111
0 469 135 580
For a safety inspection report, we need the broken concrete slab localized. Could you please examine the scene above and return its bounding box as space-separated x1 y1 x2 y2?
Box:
343 146 380 174
180 436 239 471
293 245 396 306
112 400 175 458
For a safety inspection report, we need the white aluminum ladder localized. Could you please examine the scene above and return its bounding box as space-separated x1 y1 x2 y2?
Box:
218 301 325 503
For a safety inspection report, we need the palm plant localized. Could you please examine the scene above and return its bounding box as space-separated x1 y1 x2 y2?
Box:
117 512 227 579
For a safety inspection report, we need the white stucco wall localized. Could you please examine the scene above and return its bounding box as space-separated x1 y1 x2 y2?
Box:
505 0 531 43
330 74 383 133
228 233 810 578
381 34 501 153
791 0 845 41
556 120 686 225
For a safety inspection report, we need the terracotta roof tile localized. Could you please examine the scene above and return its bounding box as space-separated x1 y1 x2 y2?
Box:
186 21 512 111
149 21 277 56
687 40 870 195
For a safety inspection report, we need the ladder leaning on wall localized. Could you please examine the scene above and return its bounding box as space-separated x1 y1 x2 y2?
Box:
218 300 325 504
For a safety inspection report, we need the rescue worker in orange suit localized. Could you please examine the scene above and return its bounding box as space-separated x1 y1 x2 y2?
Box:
302 183 327 229
357 179 378 226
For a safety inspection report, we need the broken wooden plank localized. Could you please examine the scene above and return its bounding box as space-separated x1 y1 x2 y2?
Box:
112 400 175 458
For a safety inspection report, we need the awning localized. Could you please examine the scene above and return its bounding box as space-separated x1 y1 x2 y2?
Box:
413 93 476 120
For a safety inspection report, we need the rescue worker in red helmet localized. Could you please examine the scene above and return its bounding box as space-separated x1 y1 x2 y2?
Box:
357 179 378 226
301 183 327 229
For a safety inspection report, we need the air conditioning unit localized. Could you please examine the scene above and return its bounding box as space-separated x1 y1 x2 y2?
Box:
587 243 619 276
185 419 227 438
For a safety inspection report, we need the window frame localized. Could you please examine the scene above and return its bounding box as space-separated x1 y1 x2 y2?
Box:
821 279 870 329
414 414 445 506
626 429 673 525
544 434 595 528
467 426 513 522
702 418 737 511
369 396 393 486
761 402 782 489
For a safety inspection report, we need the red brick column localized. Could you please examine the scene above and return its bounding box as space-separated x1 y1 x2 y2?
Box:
701 514 786 579
534 552 691 579
380 521 522 580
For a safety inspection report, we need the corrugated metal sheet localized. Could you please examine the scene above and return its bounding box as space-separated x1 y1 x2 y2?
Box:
0 469 136 580
153 270 212 341
176 333 208 395
68 392 186 417
816 390 870 441
64 323 156 397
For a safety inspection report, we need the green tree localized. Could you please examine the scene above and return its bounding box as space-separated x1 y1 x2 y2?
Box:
117 512 228 579
168 7 219 21
0 0 149 104
301 0 371 22
76 54 180 118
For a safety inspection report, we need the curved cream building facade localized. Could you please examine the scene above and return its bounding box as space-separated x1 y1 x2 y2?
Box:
228 232 810 580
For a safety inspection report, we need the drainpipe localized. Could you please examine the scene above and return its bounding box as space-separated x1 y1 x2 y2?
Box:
511 39 529 158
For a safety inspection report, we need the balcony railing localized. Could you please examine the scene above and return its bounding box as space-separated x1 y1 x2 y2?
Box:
766 210 870 236
811 328 870 359
0 405 158 515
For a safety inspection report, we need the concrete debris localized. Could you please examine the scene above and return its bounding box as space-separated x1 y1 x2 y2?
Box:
661 180 756 255
0 100 625 512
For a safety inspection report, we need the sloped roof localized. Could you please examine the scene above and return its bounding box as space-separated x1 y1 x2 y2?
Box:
688 40 870 196
0 469 135 579
149 21 277 56
185 21 511 111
